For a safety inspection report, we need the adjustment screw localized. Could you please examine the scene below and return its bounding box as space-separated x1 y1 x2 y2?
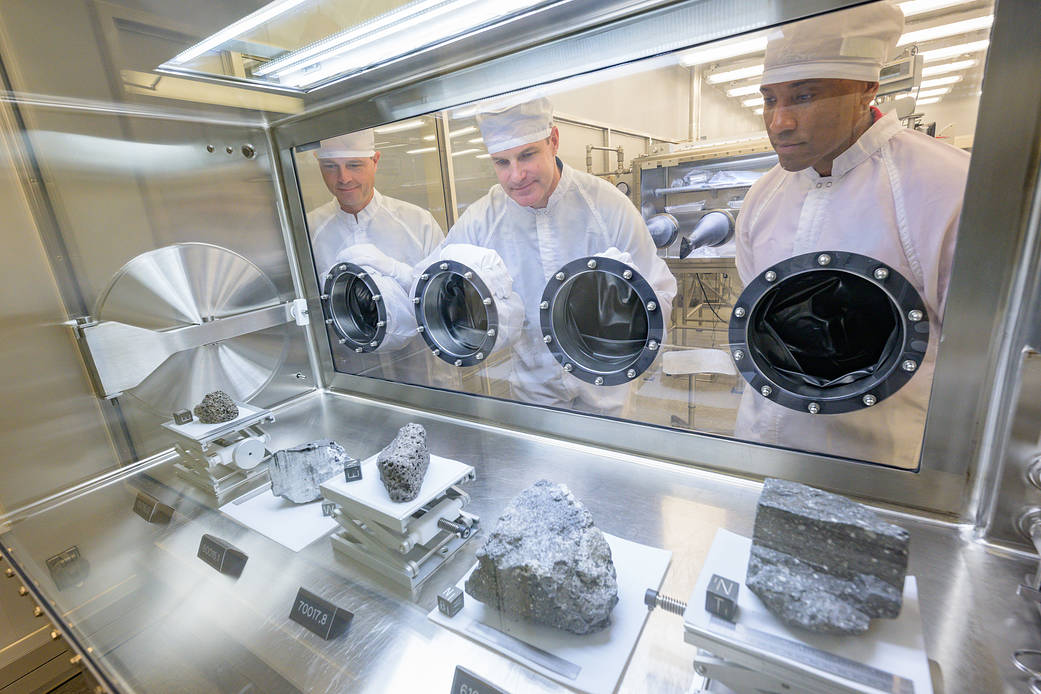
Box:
626 369 637 379
376 320 386 327
372 294 381 302
902 359 918 372
454 359 463 367
432 349 440 356
320 294 329 300
487 328 496 336
594 376 604 385
440 262 449 271
476 352 484 360
647 301 657 311
33 606 43 617
807 402 821 414
874 267 889 280
339 264 347 271
540 301 549 310
463 271 473 280
413 297 420 304
733 349 744 361
648 340 659 350
733 306 746 318
357 272 367 279
908 309 923 322
760 385 773 397
325 318 333 325
764 270 777 282
50 630 60 640
417 326 425 333
3 568 11 578
354 347 363 353
483 297 492 306
369 341 378 348
817 253 832 266
18 586 27 595
587 259 597 269
338 338 346 344
563 363 573 372
543 335 553 343
862 394 877 406
420 273 429 281
622 269 633 280
555 271 566 281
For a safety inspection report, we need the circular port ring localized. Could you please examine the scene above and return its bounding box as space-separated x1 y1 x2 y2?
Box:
321 262 388 353
413 259 499 367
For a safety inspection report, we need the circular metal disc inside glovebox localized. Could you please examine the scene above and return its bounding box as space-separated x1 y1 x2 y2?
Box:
728 251 930 414
321 262 387 353
540 256 664 386
413 259 498 367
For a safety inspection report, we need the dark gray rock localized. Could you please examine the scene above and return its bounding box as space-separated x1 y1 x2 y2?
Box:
377 423 430 502
465 480 618 634
270 440 349 504
746 478 909 635
193 391 238 424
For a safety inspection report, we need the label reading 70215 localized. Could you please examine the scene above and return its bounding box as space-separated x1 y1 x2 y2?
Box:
289 587 352 640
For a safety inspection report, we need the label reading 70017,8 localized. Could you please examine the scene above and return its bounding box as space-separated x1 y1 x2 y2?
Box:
289 587 352 640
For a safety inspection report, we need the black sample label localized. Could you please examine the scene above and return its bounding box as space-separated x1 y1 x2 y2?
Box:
289 587 352 640
132 492 173 524
197 534 248 578
450 666 508 694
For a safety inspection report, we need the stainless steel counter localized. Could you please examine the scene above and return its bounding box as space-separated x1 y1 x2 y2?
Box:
2 390 1038 693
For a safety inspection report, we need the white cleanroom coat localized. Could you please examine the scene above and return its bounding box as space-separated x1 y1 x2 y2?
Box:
442 160 677 414
734 111 970 468
308 190 450 386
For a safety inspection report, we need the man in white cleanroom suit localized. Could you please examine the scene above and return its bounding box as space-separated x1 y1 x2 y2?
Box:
440 96 677 415
734 1 970 467
307 130 449 386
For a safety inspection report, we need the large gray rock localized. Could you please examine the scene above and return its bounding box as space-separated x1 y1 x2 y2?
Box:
193 390 238 424
377 423 430 502
465 480 618 634
746 478 909 635
269 440 349 504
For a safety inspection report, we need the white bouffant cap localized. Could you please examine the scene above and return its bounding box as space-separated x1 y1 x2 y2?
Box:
475 96 554 155
761 1 904 85
315 129 375 159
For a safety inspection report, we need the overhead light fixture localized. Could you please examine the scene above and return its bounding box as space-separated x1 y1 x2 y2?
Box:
423 134 436 141
706 63 764 84
258 0 553 88
920 75 962 88
898 0 974 17
741 96 764 108
468 137 484 144
897 15 993 47
921 58 977 77
753 107 763 115
406 146 437 155
451 148 481 157
726 84 762 98
449 126 477 139
920 39 990 62
915 96 941 105
166 0 311 65
679 36 768 68
916 87 952 99
451 106 478 120
476 153 491 159
373 119 426 134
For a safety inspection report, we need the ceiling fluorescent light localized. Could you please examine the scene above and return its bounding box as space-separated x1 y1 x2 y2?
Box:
167 0 311 65
468 137 484 144
726 84 761 98
707 64 764 84
897 15 993 47
476 153 491 159
915 96 941 105
916 87 951 98
679 36 768 68
920 75 962 88
898 0 974 17
742 96 764 108
921 58 977 77
449 126 477 139
373 119 426 134
267 0 551 88
753 108 763 115
451 148 481 157
406 146 437 154
921 39 989 62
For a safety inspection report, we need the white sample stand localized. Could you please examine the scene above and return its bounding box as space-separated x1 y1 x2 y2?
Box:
319 454 478 598
163 403 274 505
684 529 933 694
429 533 672 694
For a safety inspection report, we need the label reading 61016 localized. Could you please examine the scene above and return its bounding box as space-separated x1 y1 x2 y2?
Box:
450 666 508 694
289 587 352 640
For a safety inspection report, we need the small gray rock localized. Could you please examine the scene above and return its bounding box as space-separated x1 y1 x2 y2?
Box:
465 480 618 634
193 391 238 424
377 424 430 502
270 440 349 504
746 478 909 635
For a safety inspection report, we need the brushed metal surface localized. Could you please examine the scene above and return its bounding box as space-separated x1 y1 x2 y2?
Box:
0 391 1037 693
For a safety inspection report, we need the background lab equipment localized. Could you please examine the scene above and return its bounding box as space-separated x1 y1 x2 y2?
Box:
2 1 1041 693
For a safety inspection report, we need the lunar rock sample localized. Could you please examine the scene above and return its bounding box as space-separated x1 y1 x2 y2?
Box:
269 440 349 504
193 390 238 424
745 478 909 635
376 423 430 502
465 479 618 634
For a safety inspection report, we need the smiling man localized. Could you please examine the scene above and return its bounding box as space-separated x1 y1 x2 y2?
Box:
734 1 971 467
437 96 676 414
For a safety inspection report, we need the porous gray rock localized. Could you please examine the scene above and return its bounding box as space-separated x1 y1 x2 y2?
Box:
465 479 618 634
269 440 349 504
376 423 430 502
193 390 238 424
746 478 909 635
